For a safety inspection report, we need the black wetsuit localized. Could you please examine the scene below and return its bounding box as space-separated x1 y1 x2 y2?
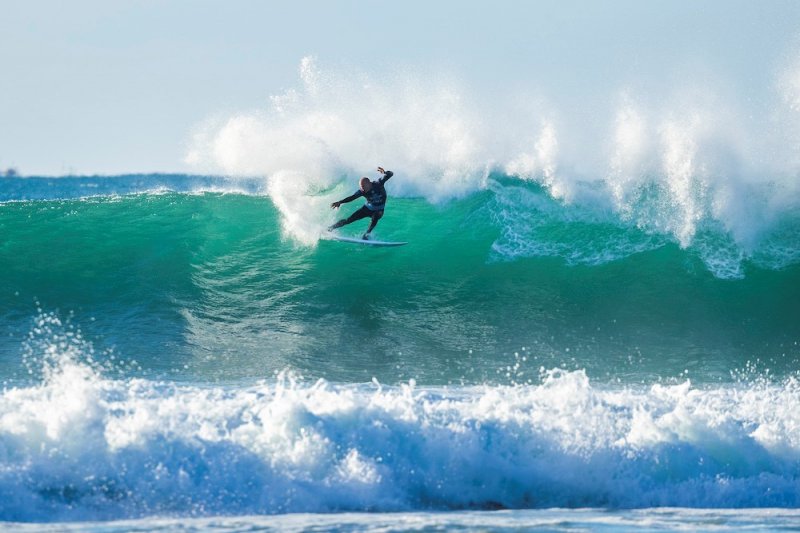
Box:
329 171 393 236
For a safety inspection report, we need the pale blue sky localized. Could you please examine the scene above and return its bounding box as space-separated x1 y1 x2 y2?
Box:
1 0 798 175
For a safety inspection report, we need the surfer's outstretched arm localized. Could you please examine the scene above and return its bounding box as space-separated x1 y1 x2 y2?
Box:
331 190 363 209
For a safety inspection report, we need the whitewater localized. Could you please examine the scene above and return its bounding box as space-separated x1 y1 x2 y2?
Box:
1 56 800 530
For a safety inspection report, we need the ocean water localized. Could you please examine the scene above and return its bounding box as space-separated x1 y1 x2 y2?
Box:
1 168 799 531
3 50 800 531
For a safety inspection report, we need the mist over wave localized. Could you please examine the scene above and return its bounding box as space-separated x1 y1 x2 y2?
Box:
184 56 800 277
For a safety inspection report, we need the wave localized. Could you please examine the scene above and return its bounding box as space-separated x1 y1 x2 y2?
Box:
2 191 800 384
15 509 800 532
182 57 800 263
3 174 800 276
2 327 800 521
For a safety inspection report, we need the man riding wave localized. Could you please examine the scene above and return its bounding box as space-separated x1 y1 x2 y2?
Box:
328 166 394 240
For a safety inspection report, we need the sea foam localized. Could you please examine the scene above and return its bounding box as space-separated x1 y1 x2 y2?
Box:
2 314 800 521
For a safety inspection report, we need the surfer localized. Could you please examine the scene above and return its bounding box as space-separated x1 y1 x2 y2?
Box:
328 166 394 240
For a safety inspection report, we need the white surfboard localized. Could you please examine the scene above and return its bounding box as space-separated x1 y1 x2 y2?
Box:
326 234 408 247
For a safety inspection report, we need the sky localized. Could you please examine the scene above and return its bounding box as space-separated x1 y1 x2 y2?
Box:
1 0 799 176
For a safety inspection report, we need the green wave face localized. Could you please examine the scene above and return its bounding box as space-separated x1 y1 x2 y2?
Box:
2 189 799 385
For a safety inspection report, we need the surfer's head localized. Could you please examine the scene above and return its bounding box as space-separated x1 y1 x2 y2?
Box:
359 177 372 192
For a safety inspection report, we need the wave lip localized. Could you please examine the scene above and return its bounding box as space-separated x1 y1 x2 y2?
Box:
2 346 800 521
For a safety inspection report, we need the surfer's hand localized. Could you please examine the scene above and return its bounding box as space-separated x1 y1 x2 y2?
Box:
331 201 340 209
377 166 385 174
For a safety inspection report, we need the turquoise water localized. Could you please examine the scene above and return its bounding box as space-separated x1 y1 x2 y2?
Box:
1 174 800 526
2 177 799 385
